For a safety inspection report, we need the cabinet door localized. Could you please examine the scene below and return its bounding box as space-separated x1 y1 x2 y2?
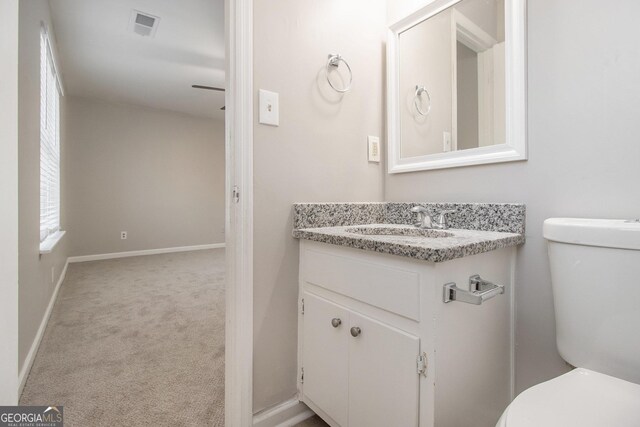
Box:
302 293 349 426
348 312 420 427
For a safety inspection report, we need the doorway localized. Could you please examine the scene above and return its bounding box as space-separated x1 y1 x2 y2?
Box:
16 0 235 425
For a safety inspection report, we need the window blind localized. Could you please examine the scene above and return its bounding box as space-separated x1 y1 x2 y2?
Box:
40 29 61 243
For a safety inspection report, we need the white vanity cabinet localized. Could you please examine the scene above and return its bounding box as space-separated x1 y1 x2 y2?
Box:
297 240 515 427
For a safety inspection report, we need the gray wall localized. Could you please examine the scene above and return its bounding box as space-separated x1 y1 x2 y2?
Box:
64 97 225 256
385 0 640 394
252 0 387 412
0 0 20 404
18 0 70 374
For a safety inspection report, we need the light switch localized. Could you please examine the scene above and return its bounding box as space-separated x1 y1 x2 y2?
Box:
368 136 381 163
443 131 452 152
259 89 279 126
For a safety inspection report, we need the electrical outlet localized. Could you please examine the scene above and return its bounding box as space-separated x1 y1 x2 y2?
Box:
121 231 128 240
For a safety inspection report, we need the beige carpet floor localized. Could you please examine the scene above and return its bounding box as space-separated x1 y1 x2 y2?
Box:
20 249 225 426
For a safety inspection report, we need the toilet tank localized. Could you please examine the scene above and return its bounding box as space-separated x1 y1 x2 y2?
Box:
543 218 640 384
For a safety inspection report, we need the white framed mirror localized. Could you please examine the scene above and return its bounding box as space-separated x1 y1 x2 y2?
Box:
387 0 526 173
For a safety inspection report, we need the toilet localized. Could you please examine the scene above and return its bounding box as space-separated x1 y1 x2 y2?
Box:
497 218 640 426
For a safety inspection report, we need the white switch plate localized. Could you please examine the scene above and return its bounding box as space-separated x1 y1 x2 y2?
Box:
443 131 452 152
259 89 279 126
368 136 381 163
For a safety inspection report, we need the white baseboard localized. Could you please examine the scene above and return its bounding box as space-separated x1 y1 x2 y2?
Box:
18 259 69 396
67 243 226 263
253 398 315 427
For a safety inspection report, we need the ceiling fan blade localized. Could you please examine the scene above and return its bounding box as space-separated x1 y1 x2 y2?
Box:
192 84 225 91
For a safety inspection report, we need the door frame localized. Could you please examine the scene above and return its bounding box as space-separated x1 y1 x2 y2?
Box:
224 0 254 424
0 0 20 406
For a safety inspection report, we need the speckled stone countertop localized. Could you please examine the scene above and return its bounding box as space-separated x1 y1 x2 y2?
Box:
292 202 525 263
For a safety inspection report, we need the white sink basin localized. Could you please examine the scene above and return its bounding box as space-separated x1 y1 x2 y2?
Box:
345 226 453 238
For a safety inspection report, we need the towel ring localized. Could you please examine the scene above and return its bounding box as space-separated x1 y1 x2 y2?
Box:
414 85 432 116
326 54 353 93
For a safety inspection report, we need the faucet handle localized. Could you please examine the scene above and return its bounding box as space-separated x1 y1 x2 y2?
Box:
435 210 456 229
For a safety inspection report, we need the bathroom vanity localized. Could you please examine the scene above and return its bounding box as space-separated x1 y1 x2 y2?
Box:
293 203 525 427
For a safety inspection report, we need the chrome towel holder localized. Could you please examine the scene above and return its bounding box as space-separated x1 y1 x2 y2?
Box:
443 274 504 305
326 54 353 93
414 85 432 116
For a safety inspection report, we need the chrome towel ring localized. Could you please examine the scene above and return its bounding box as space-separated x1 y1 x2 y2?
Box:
326 54 353 93
414 85 432 116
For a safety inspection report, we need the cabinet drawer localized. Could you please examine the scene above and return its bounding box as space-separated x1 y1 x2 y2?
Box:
303 248 420 321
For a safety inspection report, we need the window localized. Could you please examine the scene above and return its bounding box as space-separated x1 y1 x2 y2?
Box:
40 28 63 250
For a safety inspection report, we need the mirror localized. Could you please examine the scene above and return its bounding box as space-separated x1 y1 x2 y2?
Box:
387 0 526 173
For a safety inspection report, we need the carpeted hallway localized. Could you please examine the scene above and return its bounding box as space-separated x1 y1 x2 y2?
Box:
20 249 225 426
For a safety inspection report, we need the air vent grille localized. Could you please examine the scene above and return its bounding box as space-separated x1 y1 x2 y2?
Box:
135 13 155 28
130 10 160 37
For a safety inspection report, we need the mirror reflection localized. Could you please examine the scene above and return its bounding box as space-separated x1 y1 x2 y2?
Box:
399 0 505 158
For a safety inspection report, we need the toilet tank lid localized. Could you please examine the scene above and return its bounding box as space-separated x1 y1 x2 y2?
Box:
543 218 640 250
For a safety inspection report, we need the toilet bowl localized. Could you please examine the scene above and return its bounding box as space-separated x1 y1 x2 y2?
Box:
497 218 640 426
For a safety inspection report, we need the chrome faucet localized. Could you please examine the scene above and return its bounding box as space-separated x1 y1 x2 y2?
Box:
411 206 456 230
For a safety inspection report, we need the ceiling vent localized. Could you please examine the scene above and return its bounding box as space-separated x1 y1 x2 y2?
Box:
130 10 160 37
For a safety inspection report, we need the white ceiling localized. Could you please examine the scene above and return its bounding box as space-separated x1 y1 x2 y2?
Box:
49 0 225 119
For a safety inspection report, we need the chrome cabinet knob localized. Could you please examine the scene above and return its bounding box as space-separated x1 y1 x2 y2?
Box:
350 327 361 337
331 318 342 328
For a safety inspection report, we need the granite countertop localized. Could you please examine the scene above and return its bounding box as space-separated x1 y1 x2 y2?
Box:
292 202 526 263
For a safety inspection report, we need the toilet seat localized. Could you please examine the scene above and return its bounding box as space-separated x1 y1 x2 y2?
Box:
499 368 640 427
